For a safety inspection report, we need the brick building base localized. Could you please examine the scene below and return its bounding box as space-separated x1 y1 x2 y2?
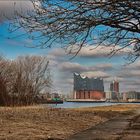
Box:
75 90 105 100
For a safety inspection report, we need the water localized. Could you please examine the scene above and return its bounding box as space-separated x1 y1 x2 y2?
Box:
44 102 140 108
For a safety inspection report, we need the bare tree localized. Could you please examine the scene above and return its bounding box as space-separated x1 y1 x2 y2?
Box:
0 55 51 106
0 57 13 106
12 55 51 105
10 0 140 62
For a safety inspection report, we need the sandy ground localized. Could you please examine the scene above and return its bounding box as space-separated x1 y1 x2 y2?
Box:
0 104 139 140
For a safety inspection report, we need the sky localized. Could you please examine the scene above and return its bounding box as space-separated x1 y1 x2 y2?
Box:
0 0 140 95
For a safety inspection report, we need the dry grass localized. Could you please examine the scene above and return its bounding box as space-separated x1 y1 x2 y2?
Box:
71 104 140 112
0 104 139 140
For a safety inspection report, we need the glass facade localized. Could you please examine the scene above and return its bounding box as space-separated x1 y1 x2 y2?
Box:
74 73 104 91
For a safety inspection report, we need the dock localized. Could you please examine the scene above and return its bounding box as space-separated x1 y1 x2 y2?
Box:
66 99 106 103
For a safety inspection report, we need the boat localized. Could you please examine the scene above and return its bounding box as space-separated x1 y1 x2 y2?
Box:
37 98 63 104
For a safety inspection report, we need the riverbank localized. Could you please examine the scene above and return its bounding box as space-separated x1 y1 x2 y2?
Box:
0 104 139 140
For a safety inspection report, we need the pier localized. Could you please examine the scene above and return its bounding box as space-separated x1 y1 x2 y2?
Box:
66 99 106 103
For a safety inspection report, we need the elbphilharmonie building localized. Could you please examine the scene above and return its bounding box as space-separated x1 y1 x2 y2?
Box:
73 73 105 100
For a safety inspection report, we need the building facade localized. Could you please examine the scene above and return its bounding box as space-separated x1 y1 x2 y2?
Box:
110 80 119 93
110 80 119 100
73 73 105 100
123 91 140 101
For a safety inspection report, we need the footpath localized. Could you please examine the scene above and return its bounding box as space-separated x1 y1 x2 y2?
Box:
67 112 140 140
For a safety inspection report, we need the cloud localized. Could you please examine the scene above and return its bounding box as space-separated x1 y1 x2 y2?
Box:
94 63 113 71
66 45 132 58
48 45 132 60
59 62 88 73
0 0 36 22
118 70 140 78
48 48 66 58
82 71 110 78
124 60 140 70
105 77 125 83
58 61 113 73
125 81 140 86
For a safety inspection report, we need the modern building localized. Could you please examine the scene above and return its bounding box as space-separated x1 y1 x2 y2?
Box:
110 80 119 93
73 73 105 100
110 80 119 100
123 91 140 101
105 91 112 100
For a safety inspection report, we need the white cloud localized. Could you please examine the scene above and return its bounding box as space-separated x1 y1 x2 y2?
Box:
105 77 125 82
66 45 132 58
0 0 37 22
59 62 88 73
118 69 140 78
82 71 110 78
58 61 113 73
48 48 66 58
94 63 113 71
48 45 132 60
124 60 140 70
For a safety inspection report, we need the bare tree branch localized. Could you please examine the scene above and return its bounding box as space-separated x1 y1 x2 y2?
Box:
9 0 140 61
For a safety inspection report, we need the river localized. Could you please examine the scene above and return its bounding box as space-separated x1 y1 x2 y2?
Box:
44 102 140 108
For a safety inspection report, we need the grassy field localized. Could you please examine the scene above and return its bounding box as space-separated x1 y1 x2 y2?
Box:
0 104 139 140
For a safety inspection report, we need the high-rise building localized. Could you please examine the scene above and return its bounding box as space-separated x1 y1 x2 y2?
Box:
110 80 119 93
73 73 105 100
110 80 119 99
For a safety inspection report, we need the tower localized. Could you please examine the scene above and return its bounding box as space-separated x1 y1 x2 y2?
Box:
110 80 119 100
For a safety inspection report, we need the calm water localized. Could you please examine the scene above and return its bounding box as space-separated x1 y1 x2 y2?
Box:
44 102 140 108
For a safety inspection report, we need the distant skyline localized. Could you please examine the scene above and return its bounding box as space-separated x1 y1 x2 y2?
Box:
0 1 140 94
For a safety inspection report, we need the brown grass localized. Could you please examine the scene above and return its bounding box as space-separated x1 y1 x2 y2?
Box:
71 104 140 112
0 104 139 140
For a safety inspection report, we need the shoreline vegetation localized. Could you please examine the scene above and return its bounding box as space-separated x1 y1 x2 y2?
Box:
0 104 139 140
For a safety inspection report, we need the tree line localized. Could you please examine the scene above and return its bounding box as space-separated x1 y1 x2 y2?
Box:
0 55 51 106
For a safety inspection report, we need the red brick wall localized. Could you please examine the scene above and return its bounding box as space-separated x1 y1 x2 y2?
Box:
80 91 85 99
75 90 105 100
85 91 90 99
90 91 105 100
114 82 119 93
76 92 79 99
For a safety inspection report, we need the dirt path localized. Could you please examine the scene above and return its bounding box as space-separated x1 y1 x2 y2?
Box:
120 114 140 140
67 112 140 140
